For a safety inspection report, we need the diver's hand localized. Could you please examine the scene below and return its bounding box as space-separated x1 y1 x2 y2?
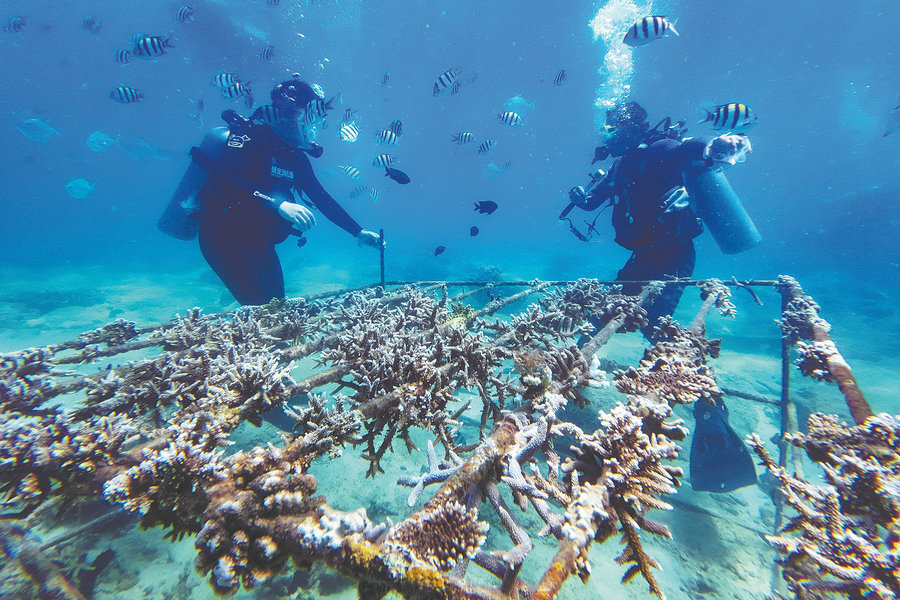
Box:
568 185 589 207
706 134 752 167
357 229 383 249
277 202 317 232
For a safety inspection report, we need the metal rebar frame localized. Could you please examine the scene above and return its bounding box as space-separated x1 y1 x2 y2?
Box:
0 276 878 600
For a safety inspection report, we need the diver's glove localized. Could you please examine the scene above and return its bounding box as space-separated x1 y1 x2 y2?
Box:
277 202 317 232
705 134 752 168
357 229 383 249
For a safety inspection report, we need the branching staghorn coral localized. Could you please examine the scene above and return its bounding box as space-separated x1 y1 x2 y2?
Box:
0 278 807 600
749 412 900 599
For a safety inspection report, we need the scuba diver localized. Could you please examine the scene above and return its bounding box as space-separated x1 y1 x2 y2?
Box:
562 100 759 493
158 74 382 305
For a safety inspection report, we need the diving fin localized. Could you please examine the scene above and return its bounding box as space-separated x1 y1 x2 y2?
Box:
690 399 757 493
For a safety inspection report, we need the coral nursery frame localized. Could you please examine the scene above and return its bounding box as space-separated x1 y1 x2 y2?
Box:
0 277 895 599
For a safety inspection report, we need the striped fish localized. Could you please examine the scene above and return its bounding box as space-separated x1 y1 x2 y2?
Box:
433 67 461 97
267 0 280 5
698 103 757 133
451 132 476 145
213 72 240 90
303 97 334 124
497 111 523 126
623 16 679 47
339 121 359 143
380 73 390 87
222 82 253 108
343 108 358 123
373 154 396 168
553 69 567 86
250 104 280 124
338 165 361 180
115 49 132 64
176 6 194 23
110 86 143 103
477 139 497 154
5 16 25 32
389 119 402 136
260 45 274 61
374 129 399 146
351 185 378 201
133 35 171 58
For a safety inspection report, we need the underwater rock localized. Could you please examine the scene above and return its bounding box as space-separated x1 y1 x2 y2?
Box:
65 177 95 199
504 94 535 113
16 117 60 143
86 130 119 152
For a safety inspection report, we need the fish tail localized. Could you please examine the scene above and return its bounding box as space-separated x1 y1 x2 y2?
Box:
695 108 713 125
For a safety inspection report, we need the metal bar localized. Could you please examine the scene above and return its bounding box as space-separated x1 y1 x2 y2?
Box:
380 279 780 288
580 287 654 359
469 282 551 322
379 228 385 288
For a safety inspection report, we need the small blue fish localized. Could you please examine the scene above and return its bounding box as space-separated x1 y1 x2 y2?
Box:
470 226 479 237
434 245 446 256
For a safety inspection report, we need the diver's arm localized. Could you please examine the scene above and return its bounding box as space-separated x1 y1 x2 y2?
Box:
294 153 363 237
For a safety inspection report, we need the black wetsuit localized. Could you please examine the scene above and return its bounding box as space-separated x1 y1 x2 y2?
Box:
195 123 361 305
585 137 710 338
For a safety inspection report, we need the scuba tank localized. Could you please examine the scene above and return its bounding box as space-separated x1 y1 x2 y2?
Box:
682 164 761 254
157 127 228 240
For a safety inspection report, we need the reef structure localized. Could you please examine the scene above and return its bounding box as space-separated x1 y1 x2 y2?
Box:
0 277 892 599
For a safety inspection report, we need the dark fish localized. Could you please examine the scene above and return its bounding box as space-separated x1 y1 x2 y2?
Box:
82 16 102 34
474 200 498 215
470 226 479 237
110 86 142 103
260 44 274 60
385 167 410 185
553 69 567 86
434 245 446 256
380 72 390 87
175 6 194 23
389 119 402 136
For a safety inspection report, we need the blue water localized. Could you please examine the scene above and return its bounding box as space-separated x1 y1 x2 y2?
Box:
1 0 899 598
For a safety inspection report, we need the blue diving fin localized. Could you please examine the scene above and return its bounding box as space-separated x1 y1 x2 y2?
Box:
690 398 758 493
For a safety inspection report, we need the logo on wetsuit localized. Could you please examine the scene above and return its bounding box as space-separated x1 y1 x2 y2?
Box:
270 164 294 180
227 134 250 148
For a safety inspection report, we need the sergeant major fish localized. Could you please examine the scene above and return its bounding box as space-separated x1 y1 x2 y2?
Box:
133 34 172 58
452 132 476 145
497 111 523 126
389 119 402 136
698 102 757 133
373 154 396 168
477 139 497 154
5 16 25 32
374 129 399 146
175 6 194 23
338 165 361 180
339 121 359 142
260 45 275 61
433 68 461 97
110 86 143 103
222 82 253 108
623 16 679 47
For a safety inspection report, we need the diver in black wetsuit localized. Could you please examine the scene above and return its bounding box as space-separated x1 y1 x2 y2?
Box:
159 75 382 305
567 101 751 339
565 101 758 493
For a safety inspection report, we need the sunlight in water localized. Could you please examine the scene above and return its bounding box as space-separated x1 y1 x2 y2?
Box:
589 0 652 131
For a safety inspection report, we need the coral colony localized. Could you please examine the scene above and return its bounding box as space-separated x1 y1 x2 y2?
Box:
0 276 896 599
